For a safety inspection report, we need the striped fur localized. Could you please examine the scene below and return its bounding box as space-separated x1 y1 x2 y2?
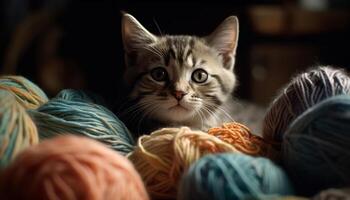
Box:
121 13 239 133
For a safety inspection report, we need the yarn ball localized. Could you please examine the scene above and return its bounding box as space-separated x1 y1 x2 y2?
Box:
0 135 149 200
283 95 350 195
208 122 267 156
28 98 134 155
0 90 38 167
178 153 294 200
56 89 106 105
263 66 350 157
127 127 238 199
0 76 48 109
254 196 308 200
313 188 350 200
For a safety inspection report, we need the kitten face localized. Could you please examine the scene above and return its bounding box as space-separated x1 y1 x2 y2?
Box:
121 14 239 126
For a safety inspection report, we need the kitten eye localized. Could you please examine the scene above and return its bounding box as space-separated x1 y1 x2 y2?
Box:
192 69 208 83
150 67 168 82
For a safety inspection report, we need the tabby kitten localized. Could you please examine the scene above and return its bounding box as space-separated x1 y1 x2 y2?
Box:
120 13 239 135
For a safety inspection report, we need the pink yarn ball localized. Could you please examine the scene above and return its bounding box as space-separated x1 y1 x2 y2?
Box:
0 135 149 200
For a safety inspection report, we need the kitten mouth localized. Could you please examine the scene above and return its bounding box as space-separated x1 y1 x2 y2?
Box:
169 104 189 111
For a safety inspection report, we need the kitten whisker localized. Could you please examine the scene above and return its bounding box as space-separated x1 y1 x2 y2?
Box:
201 104 220 125
121 99 156 125
194 109 205 130
119 100 148 117
136 103 159 135
115 97 135 113
203 98 235 122
153 18 163 36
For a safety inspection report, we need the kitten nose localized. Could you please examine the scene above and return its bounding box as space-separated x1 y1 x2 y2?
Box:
172 90 187 101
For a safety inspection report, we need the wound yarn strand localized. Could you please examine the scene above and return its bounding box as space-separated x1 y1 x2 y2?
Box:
208 122 267 156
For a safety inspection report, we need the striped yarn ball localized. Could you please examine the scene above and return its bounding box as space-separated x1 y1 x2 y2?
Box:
0 90 38 167
263 66 350 159
0 76 48 109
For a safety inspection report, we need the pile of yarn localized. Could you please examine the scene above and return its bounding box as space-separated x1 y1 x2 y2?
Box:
0 75 150 199
262 66 350 159
283 95 350 195
0 135 149 200
0 90 38 167
127 127 238 199
28 90 135 155
178 153 294 200
0 76 48 109
208 122 267 156
6 65 350 199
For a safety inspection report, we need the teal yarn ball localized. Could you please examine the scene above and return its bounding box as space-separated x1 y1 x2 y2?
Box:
28 97 135 155
0 90 39 167
283 95 350 196
262 66 350 159
56 89 106 105
178 153 294 200
0 76 48 109
247 196 307 200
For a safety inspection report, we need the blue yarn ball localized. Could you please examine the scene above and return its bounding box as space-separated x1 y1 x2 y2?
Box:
263 66 350 145
283 95 350 196
250 196 307 200
28 96 135 155
56 89 106 105
178 153 294 200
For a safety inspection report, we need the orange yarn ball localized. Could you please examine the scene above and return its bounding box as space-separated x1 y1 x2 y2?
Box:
0 135 149 200
127 127 238 200
208 122 267 156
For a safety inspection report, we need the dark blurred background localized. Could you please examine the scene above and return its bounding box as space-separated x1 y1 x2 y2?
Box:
1 0 350 107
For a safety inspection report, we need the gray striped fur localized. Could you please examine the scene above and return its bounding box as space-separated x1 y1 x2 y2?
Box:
121 13 239 133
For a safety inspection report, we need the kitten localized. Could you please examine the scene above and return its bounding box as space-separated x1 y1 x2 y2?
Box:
119 13 259 135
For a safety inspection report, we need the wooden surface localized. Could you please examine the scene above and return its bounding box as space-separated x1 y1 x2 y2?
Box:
248 5 350 36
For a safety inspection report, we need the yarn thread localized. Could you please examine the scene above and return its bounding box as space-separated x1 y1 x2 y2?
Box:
56 89 106 105
208 122 267 156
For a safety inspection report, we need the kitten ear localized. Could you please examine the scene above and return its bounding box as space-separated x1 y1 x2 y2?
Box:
122 13 158 53
206 16 239 70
